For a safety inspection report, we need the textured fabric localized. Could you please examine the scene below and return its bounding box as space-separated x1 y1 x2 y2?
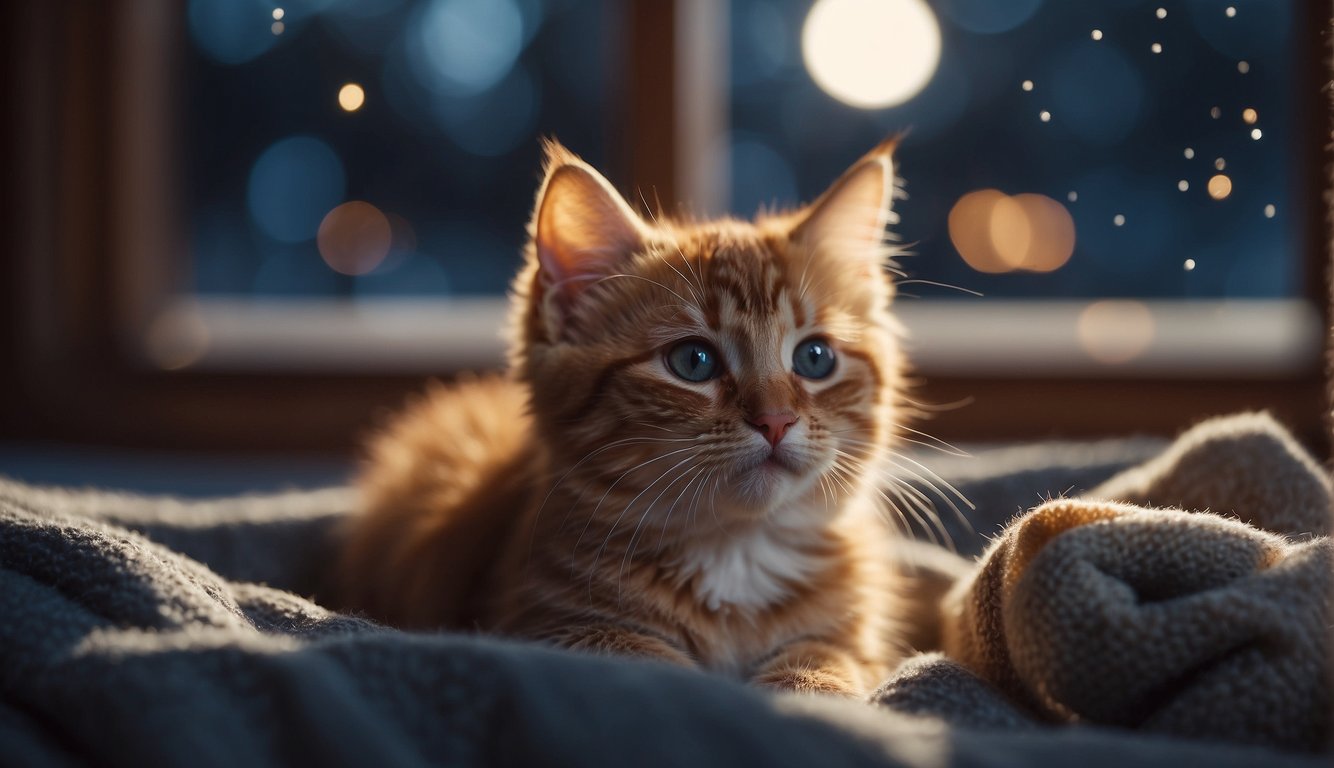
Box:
0 422 1328 766
940 413 1334 754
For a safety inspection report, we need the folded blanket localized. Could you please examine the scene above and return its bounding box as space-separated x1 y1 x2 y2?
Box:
929 413 1333 753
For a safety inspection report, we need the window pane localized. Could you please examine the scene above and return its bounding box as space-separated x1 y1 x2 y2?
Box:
730 0 1306 300
186 0 616 299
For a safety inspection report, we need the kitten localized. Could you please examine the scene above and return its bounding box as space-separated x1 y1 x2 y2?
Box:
337 138 907 696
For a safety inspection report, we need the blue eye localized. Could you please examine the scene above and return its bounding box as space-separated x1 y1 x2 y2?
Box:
666 340 720 382
793 337 836 379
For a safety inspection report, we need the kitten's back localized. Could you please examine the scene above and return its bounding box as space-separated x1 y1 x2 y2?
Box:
336 375 539 629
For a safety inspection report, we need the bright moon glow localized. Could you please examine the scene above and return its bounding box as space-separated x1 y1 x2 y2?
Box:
338 83 366 112
802 0 941 109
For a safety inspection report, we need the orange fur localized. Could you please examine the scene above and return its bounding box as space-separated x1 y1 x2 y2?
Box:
336 138 909 697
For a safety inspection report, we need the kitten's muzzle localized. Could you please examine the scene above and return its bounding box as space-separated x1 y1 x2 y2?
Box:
747 412 798 448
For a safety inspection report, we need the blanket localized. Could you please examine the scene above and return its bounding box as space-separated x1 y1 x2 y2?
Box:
886 413 1333 754
0 415 1328 767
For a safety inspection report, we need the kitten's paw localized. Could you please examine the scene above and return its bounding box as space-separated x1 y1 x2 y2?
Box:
754 667 859 697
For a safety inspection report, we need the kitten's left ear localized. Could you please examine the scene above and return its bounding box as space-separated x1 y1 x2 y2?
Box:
791 136 898 266
532 140 648 305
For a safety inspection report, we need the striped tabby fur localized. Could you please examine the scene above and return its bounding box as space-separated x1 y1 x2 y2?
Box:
338 138 911 696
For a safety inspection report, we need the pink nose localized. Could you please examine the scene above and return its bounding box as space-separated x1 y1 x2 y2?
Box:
748 412 797 448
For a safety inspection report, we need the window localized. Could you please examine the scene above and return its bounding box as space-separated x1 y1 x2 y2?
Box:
5 1 1328 450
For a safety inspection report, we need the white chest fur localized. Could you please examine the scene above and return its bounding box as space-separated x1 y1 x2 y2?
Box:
677 524 826 612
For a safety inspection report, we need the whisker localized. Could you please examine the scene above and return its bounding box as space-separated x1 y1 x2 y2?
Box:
895 278 983 297
654 463 707 553
570 445 698 571
527 435 695 562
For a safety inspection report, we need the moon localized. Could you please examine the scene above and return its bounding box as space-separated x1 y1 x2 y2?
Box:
802 0 943 109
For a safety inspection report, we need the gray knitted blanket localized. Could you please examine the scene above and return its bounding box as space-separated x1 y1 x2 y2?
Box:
0 420 1325 767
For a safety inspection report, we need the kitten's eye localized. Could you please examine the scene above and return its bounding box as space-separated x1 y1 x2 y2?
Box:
666 340 721 382
793 337 836 379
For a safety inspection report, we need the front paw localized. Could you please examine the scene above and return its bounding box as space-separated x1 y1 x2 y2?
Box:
754 666 858 697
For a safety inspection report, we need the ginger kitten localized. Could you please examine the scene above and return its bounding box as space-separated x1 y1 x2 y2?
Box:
338 138 907 697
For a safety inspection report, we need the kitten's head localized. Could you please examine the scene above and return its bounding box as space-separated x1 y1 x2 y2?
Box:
510 139 903 532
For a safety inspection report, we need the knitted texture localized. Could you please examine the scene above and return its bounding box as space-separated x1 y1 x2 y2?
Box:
941 413 1334 753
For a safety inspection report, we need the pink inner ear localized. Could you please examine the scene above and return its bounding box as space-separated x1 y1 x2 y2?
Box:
535 164 644 297
793 157 892 261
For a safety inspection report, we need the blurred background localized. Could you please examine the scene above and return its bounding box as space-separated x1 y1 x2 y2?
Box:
1 0 1329 494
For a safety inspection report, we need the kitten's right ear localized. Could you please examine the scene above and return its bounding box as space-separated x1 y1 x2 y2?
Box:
532 141 646 306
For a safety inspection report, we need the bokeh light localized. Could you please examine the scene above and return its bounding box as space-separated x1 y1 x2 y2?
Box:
338 83 366 111
317 201 393 275
145 302 210 371
1242 107 1258 124
430 65 539 156
947 189 1075 274
1208 174 1233 200
1078 301 1155 364
188 0 278 65
1177 180 1188 192
1264 204 1276 219
1090 29 1102 41
247 136 347 243
1184 259 1196 271
1250 128 1262 140
1021 79 1034 91
802 0 941 109
412 0 523 97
